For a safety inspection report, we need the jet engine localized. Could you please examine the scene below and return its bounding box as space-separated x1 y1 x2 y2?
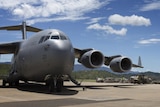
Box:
110 57 132 73
78 50 104 68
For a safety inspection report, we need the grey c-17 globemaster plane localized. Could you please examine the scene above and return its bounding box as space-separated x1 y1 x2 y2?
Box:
0 22 143 92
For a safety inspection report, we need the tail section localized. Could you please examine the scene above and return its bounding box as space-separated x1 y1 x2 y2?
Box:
0 21 42 40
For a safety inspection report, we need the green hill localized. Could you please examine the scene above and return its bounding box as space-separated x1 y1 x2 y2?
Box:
72 70 160 81
0 63 160 81
0 64 11 76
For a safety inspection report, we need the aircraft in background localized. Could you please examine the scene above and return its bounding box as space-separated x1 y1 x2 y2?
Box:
0 22 143 92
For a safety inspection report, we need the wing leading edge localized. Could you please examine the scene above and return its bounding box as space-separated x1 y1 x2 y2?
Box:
74 48 93 58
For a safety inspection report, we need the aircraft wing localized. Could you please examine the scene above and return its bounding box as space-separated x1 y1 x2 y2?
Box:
74 48 93 58
74 48 143 72
104 55 122 66
74 48 122 65
74 48 122 66
132 64 143 68
0 41 22 54
132 56 143 68
105 56 143 68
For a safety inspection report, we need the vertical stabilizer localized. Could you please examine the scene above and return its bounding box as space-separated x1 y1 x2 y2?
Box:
22 21 27 40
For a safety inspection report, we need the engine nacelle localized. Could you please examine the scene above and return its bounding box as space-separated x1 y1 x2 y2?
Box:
110 57 132 73
78 50 104 68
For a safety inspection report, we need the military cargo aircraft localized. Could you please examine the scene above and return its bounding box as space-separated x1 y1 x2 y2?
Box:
0 22 143 92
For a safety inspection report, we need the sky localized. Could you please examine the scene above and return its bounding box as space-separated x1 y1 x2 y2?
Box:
0 0 160 72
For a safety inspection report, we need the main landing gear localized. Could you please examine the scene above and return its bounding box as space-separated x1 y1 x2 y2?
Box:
2 78 19 87
2 71 20 87
45 75 64 92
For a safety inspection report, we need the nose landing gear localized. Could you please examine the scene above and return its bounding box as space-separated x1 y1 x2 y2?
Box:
45 75 64 92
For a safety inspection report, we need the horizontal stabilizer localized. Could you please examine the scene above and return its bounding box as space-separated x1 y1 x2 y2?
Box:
0 21 42 39
0 25 42 32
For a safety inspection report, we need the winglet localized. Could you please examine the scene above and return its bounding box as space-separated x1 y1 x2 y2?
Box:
138 56 142 67
132 56 144 68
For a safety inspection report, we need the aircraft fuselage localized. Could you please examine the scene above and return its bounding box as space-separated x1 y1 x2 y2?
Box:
14 29 75 82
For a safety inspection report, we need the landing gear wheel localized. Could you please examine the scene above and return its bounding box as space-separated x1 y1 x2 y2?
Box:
56 78 63 92
9 82 13 87
49 82 55 92
2 80 6 87
45 75 64 92
15 80 19 86
8 81 19 87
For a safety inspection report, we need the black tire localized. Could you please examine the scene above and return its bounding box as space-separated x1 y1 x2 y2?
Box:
56 79 63 92
49 82 55 92
2 80 6 87
9 82 13 87
15 80 19 86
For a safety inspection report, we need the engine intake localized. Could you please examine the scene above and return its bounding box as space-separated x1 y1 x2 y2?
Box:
78 50 104 68
110 57 132 73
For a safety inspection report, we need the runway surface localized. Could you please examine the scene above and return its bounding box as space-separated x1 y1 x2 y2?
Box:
0 81 160 107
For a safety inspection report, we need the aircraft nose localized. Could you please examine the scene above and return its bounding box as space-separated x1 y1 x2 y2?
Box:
49 40 74 74
55 40 72 52
50 40 74 62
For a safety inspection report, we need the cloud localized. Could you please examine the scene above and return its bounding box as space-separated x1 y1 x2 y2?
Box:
108 14 151 26
0 0 109 23
86 17 105 24
27 16 89 25
140 1 160 11
86 14 151 36
87 23 127 36
138 38 160 44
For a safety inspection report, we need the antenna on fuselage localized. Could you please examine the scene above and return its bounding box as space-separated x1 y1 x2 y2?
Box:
0 21 42 40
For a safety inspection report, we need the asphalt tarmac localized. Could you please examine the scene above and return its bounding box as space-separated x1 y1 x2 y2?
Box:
0 81 160 107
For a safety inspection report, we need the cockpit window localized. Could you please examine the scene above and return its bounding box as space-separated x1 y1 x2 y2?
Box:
60 35 67 40
39 36 50 43
59 32 68 40
50 32 68 40
44 36 50 41
51 36 59 40
51 35 67 40
39 36 45 43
